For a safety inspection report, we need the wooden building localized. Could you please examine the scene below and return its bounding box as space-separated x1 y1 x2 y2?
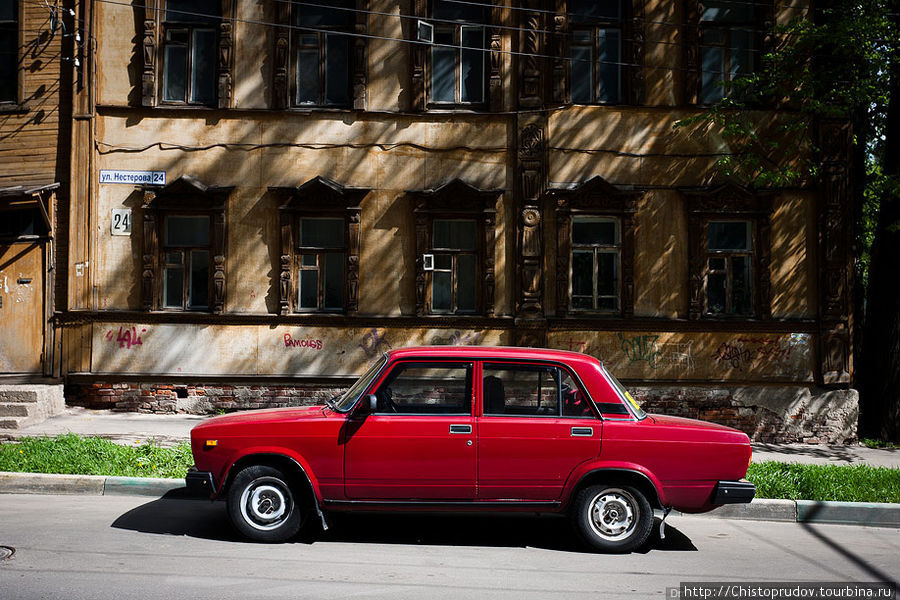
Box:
24 0 860 441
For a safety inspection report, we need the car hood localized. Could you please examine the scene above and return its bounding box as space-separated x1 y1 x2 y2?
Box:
648 413 747 435
192 405 327 430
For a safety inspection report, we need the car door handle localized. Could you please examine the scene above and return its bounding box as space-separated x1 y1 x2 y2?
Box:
571 427 593 437
449 424 472 434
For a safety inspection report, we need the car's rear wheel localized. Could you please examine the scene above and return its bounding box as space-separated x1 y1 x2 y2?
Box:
227 465 304 542
571 484 653 553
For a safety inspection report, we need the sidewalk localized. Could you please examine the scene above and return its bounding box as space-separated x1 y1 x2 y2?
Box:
2 406 899 468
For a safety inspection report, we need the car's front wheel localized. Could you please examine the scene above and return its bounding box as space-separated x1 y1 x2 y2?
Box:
227 465 304 542
571 484 653 553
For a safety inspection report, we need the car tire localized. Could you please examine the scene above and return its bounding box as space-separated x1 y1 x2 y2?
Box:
227 465 304 542
571 484 653 553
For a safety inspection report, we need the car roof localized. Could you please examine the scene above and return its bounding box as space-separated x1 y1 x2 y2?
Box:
386 345 601 367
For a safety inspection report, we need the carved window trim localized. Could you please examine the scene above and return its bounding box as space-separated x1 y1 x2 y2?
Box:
409 0 502 112
553 0 644 105
684 183 773 320
141 0 235 108
409 179 500 316
273 0 368 110
683 0 773 105
551 176 638 318
270 177 368 315
141 175 232 313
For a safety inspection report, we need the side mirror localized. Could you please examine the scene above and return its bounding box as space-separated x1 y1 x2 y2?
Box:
367 394 378 413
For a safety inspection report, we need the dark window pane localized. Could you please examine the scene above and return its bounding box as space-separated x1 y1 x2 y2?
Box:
0 0 15 21
731 255 751 314
166 0 220 23
162 41 188 102
433 253 452 270
571 34 592 104
434 219 476 250
431 40 455 103
296 41 319 104
189 249 209 308
164 265 185 307
573 218 617 245
701 46 725 103
190 28 217 104
323 252 344 309
378 363 472 414
0 209 42 237
165 251 183 265
597 297 617 310
709 256 726 270
483 365 560 416
596 28 620 103
433 0 487 23
457 253 476 311
0 18 15 103
730 29 753 79
301 253 316 267
707 272 726 313
299 268 318 309
296 0 353 27
571 250 593 300
460 26 483 103
432 271 451 311
300 218 343 248
568 0 620 22
708 221 750 251
701 0 754 23
596 251 618 297
325 34 350 105
165 216 209 246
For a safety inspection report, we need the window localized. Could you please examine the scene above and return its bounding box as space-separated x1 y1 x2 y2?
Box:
161 0 219 104
684 183 772 320
698 0 756 103
570 216 620 311
552 176 639 318
297 217 345 311
428 0 488 105
141 175 230 313
705 221 752 315
411 179 500 317
569 0 623 104
0 0 16 104
482 364 594 418
162 215 211 309
292 0 353 106
430 219 478 313
373 362 473 414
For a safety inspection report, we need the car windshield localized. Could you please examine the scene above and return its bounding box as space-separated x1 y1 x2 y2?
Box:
333 354 388 412
602 364 647 420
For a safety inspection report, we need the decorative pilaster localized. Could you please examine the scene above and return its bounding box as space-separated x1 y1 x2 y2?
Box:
279 211 293 315
217 21 234 109
352 0 369 110
410 0 427 111
817 119 853 386
551 3 566 104
518 2 544 108
141 2 158 107
212 212 226 313
414 209 428 316
484 210 496 316
629 0 645 105
683 0 701 105
517 122 547 316
273 0 290 109
347 208 361 313
141 201 157 309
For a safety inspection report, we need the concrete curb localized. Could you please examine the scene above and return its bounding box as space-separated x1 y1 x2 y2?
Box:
0 472 184 497
1 472 898 528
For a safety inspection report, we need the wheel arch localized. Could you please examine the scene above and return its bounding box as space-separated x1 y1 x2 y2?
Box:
567 468 664 511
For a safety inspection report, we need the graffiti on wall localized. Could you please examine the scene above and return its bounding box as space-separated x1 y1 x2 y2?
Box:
359 328 392 359
105 326 147 350
430 330 484 346
283 333 323 350
712 334 808 372
617 333 661 368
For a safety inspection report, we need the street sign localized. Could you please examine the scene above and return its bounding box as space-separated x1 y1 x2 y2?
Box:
99 170 166 185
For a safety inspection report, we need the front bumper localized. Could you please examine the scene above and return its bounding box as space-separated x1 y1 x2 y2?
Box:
713 480 756 504
185 467 216 497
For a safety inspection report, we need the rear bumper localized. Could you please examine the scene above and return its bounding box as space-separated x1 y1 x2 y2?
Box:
185 468 216 498
713 480 756 504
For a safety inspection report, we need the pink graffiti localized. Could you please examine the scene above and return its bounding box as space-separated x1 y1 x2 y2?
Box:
283 334 323 350
105 326 146 350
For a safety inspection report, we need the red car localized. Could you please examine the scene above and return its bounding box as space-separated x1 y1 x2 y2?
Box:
187 346 754 552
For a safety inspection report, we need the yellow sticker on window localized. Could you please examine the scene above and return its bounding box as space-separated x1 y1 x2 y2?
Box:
624 391 641 412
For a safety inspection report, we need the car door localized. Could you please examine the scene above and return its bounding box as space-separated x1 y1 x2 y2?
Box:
343 360 476 499
476 362 601 501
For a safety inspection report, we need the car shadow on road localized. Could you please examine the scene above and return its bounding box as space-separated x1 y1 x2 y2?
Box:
111 490 697 553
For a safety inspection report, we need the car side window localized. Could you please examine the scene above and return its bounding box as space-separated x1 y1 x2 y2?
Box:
481 364 552 416
373 362 472 415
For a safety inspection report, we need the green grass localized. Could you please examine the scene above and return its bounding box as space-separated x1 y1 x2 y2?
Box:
0 434 193 479
747 461 900 503
859 437 900 449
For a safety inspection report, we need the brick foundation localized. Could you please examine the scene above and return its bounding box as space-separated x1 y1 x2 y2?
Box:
66 382 348 414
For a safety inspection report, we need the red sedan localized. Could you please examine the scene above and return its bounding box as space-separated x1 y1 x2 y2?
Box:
187 346 754 552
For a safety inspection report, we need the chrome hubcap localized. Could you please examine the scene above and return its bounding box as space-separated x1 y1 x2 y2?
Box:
587 488 637 541
240 477 293 531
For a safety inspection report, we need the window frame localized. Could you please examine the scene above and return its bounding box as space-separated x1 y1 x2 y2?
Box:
0 0 20 107
480 360 599 419
289 0 354 108
160 213 213 310
684 183 773 320
551 176 639 318
569 215 621 313
159 0 221 106
272 176 368 316
703 219 754 316
428 217 480 315
567 0 628 105
369 360 475 416
295 215 348 313
411 179 500 317
427 20 487 107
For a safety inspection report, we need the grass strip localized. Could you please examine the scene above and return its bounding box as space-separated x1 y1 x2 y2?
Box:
747 461 900 503
0 434 193 480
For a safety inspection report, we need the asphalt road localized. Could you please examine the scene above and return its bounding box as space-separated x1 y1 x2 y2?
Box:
0 494 897 600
